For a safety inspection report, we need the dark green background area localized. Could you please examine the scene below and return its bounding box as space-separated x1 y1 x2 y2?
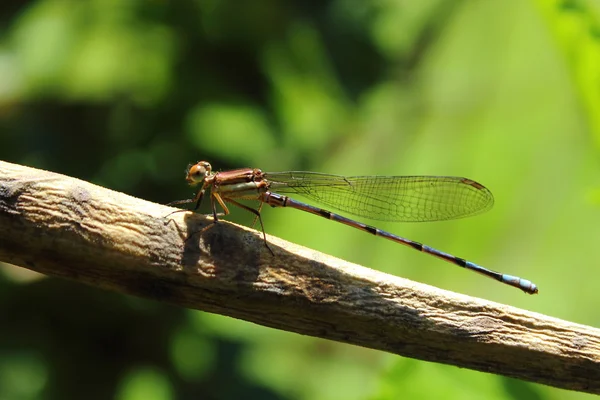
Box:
0 1 599 399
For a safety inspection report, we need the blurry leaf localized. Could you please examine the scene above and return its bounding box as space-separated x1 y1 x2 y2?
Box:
116 367 173 400
0 351 47 400
96 150 151 189
186 103 275 162
534 0 600 145
10 0 176 104
262 22 352 153
500 376 543 400
191 311 283 343
373 359 513 400
67 25 175 104
10 0 78 94
170 327 215 381
242 340 381 400
369 0 443 59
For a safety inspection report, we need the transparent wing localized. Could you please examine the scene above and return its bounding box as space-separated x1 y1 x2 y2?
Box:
264 172 494 222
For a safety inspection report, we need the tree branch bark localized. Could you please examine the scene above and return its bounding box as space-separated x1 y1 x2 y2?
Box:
0 160 598 394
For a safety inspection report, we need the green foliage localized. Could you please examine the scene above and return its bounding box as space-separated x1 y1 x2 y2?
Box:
534 0 600 145
116 367 174 400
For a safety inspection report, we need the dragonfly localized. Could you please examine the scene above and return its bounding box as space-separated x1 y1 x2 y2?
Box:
168 161 538 294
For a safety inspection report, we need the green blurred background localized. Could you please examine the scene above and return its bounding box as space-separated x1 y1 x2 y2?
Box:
1 0 599 399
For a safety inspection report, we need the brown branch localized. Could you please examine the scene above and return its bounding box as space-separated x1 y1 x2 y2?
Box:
0 160 598 394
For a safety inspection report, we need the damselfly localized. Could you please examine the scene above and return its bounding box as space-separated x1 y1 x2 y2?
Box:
168 161 538 294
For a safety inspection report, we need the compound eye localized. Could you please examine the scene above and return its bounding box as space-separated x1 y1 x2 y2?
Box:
186 164 206 184
193 165 205 176
186 165 201 177
185 161 212 185
200 161 212 173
